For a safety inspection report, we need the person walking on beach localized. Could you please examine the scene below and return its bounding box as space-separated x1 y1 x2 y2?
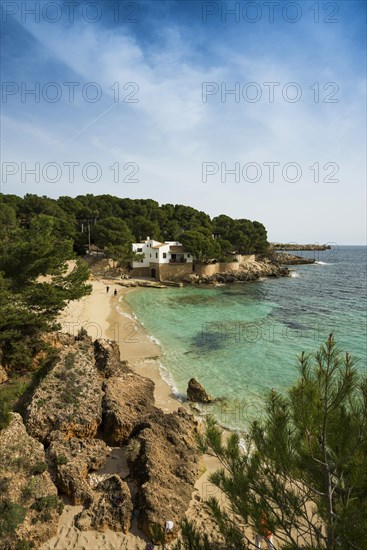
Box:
106 286 110 293
255 512 275 549
113 288 117 296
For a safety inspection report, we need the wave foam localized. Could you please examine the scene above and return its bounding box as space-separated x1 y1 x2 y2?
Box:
116 306 135 320
149 334 161 346
290 272 300 278
157 360 181 397
315 261 331 265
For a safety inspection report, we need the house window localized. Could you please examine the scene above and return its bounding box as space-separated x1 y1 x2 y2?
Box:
156 253 158 258
137 248 142 252
140 259 144 263
188 254 190 257
163 253 167 258
150 254 151 257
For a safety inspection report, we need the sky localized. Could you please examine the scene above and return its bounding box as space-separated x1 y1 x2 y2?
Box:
0 0 366 244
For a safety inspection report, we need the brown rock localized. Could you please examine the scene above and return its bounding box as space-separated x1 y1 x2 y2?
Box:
25 338 103 443
0 364 8 384
94 338 126 377
102 369 155 445
0 413 62 549
187 378 213 403
74 474 133 533
47 431 110 504
130 408 200 543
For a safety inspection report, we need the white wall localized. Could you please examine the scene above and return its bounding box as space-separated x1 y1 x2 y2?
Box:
132 238 194 267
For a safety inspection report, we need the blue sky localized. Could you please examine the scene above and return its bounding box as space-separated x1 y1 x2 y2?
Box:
1 0 366 244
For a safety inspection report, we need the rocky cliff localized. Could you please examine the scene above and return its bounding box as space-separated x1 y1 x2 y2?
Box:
185 257 289 284
1 334 200 547
0 413 63 549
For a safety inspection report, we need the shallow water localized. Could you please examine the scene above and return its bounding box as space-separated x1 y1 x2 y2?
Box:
126 246 367 430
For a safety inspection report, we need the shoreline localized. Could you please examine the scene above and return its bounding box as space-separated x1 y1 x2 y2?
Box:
52 277 227 549
59 278 181 414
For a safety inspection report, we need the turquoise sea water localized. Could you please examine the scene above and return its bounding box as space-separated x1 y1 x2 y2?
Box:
125 246 367 430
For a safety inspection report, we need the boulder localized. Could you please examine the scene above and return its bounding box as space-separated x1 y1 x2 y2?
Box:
102 369 155 445
187 378 213 403
47 431 110 505
129 408 200 543
74 474 133 533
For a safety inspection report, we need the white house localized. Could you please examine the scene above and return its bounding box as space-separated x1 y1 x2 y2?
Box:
131 237 193 279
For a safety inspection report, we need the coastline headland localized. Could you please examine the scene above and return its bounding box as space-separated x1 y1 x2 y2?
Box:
270 243 332 251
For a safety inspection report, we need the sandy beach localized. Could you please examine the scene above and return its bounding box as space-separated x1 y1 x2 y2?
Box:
43 277 223 550
58 278 179 414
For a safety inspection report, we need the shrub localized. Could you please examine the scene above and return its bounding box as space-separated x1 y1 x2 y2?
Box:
31 461 47 475
55 455 68 465
0 402 11 431
64 352 75 370
31 494 63 521
76 327 88 340
0 499 27 536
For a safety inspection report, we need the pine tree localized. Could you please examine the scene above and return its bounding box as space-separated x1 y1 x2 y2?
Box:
0 215 91 371
192 336 367 549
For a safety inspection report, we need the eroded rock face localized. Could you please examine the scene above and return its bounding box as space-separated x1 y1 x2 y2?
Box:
94 338 125 377
102 369 155 445
0 413 62 549
187 378 213 403
184 258 289 284
74 474 133 533
0 364 8 384
5 333 201 545
25 337 103 443
130 408 200 543
47 431 110 505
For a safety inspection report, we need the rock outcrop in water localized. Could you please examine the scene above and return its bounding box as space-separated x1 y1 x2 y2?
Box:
187 378 213 403
185 257 289 284
270 252 316 265
1 333 200 547
270 243 331 251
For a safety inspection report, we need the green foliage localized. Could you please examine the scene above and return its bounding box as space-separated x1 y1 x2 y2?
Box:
0 377 30 431
0 402 11 431
31 461 47 475
179 231 221 263
55 455 68 465
1 193 270 264
0 499 27 537
172 518 215 549
15 541 31 550
21 478 37 501
0 210 91 372
200 336 367 550
76 326 88 340
31 494 63 522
